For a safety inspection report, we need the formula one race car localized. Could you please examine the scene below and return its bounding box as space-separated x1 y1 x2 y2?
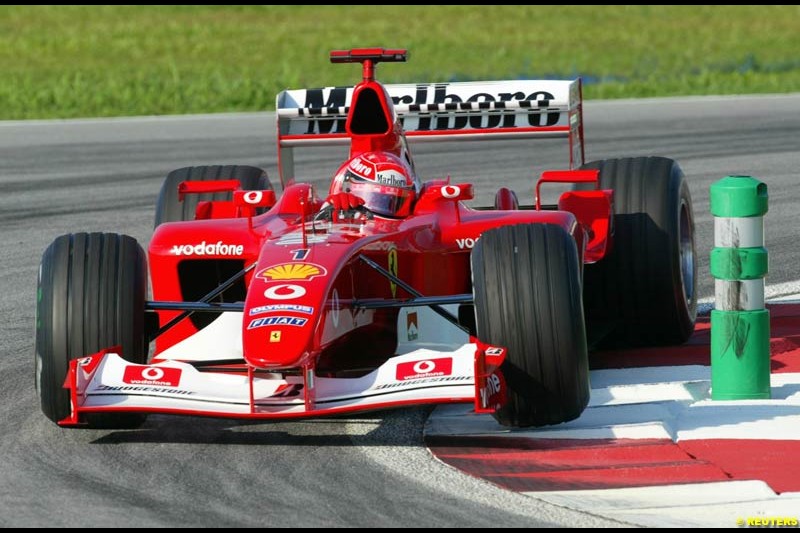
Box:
35 48 697 429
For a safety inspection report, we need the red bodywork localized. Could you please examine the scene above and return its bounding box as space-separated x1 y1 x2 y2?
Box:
60 48 611 425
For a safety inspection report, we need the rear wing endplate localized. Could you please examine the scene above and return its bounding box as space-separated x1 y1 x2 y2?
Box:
275 79 585 187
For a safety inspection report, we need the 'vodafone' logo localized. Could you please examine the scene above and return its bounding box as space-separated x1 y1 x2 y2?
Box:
122 366 182 387
396 357 453 381
243 191 263 204
441 185 461 199
141 367 164 380
264 284 306 300
413 360 435 374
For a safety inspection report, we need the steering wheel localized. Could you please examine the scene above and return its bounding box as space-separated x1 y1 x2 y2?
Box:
313 203 374 223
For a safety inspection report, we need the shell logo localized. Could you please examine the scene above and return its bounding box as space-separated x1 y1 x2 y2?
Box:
258 263 327 282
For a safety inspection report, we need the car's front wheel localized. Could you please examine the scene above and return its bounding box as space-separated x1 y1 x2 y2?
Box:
35 232 149 428
472 223 590 427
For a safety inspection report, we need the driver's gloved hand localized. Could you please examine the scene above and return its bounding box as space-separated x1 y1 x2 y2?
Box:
325 192 365 211
322 192 369 222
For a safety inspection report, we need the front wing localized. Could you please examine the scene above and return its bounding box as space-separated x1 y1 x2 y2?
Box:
59 344 506 426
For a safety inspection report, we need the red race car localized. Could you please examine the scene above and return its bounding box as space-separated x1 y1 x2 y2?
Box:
35 48 696 429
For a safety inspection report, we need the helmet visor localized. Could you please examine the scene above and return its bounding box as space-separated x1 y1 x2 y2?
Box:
347 181 414 218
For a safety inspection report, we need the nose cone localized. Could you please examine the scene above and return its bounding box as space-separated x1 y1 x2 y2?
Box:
243 260 328 369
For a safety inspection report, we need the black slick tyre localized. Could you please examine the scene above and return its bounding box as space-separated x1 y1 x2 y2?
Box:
579 157 696 347
154 165 272 226
35 232 148 428
472 224 590 427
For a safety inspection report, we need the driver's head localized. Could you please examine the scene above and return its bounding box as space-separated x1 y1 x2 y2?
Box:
329 152 419 218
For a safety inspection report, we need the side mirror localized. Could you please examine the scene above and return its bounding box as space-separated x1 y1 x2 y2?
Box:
420 183 474 202
233 190 277 210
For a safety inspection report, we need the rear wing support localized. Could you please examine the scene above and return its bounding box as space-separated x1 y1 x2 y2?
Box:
275 79 585 188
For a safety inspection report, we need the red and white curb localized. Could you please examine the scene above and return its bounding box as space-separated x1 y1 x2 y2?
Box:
425 302 800 527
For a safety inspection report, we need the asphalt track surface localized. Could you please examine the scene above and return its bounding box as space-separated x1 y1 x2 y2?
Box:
1 94 799 527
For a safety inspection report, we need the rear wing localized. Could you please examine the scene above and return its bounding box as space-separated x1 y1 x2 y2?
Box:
275 79 585 187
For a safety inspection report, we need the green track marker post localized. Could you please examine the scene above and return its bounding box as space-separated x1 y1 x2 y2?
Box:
709 176 770 400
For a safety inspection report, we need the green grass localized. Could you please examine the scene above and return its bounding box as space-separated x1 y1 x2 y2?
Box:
2 5 799 119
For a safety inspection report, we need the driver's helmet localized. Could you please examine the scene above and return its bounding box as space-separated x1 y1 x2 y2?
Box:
329 152 419 218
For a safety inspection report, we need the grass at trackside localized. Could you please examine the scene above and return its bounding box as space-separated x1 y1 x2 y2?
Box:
2 5 799 119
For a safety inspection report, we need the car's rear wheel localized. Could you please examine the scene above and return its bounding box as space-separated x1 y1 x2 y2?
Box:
578 157 696 347
35 233 149 428
472 224 590 427
154 165 272 226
